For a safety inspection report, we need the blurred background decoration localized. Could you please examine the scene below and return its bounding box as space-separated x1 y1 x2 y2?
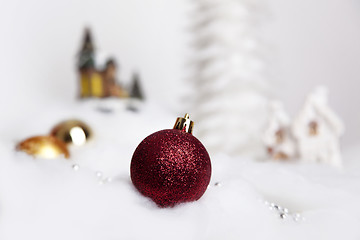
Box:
16 135 70 159
189 0 269 158
77 28 129 99
1 0 360 149
50 119 93 146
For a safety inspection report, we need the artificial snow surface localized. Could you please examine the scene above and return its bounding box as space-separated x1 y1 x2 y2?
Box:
1 100 360 240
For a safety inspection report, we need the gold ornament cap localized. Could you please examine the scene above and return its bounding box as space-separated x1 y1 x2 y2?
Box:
173 113 194 134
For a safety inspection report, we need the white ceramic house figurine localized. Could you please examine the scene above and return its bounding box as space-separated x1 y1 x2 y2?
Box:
263 101 296 160
292 86 344 167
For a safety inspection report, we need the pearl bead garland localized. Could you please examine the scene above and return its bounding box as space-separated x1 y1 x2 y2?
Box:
213 181 305 222
264 201 305 222
71 163 114 185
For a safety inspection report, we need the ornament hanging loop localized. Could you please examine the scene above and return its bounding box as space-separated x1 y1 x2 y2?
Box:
173 113 194 134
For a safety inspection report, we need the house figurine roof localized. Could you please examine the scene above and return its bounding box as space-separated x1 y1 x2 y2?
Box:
78 28 95 70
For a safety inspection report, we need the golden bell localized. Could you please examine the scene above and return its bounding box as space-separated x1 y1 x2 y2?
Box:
173 113 194 134
16 136 70 159
50 119 92 146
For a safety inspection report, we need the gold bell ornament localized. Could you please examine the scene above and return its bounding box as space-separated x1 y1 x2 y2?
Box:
17 119 92 159
50 119 92 146
16 136 70 159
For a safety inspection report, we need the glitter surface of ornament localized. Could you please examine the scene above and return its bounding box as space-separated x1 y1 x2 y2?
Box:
131 129 211 207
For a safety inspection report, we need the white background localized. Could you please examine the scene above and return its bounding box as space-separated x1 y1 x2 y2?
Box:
1 2 360 239
1 0 360 146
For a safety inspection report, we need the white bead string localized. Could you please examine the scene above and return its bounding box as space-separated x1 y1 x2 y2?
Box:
264 201 305 222
213 181 305 222
71 163 114 185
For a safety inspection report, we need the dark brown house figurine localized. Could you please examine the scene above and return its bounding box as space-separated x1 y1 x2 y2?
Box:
78 28 128 98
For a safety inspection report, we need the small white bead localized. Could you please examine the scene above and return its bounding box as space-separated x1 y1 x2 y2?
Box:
96 171 103 178
72 164 80 171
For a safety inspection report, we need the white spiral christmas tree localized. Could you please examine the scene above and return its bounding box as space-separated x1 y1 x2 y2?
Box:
189 0 269 157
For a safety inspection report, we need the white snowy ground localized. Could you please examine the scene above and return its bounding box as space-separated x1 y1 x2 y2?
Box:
1 99 360 240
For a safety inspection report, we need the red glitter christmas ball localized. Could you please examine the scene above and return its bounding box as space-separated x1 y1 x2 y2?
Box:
130 115 211 207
